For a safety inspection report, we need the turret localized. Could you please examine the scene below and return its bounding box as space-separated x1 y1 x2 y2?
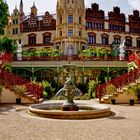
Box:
31 2 37 16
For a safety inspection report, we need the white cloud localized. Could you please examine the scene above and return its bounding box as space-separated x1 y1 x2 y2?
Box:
127 0 140 10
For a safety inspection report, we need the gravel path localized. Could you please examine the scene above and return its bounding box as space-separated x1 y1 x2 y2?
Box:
0 100 140 140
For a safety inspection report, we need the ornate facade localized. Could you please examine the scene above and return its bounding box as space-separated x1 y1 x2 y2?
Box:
5 0 140 54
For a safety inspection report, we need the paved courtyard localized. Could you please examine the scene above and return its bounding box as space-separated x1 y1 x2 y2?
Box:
0 100 140 140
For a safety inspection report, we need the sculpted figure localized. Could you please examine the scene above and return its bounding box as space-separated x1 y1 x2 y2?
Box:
119 40 126 60
16 41 24 60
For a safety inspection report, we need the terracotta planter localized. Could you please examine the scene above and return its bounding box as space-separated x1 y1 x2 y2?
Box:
129 99 134 106
16 98 21 104
111 99 116 105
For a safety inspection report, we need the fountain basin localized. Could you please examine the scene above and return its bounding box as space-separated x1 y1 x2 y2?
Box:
28 102 112 119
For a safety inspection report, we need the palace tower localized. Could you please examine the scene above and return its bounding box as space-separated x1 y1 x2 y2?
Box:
54 0 87 55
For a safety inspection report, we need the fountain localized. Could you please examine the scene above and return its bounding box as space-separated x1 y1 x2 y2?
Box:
56 60 82 111
28 59 112 119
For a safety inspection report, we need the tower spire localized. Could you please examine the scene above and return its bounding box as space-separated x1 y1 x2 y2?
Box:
20 0 23 7
19 0 24 14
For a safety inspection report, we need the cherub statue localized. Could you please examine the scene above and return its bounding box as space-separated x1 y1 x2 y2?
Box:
16 41 24 60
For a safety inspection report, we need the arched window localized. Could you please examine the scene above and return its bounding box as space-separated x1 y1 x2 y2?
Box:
28 33 36 45
88 32 96 44
82 45 87 50
42 32 51 44
137 38 140 48
113 35 121 44
125 36 132 47
56 45 59 50
101 33 109 45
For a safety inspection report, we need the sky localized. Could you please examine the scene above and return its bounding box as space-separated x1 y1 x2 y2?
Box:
6 0 140 16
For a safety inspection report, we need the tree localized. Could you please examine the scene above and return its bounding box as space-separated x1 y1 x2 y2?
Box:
0 0 9 35
0 37 16 53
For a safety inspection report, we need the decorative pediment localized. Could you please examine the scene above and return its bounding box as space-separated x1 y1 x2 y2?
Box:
88 32 96 36
101 33 109 37
42 32 52 36
113 35 121 38
28 33 37 37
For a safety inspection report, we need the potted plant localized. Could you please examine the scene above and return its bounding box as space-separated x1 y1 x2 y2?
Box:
13 85 26 104
106 84 117 104
124 85 136 106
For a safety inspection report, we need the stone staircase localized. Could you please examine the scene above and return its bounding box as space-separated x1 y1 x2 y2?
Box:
102 84 138 104
0 69 44 103
96 52 140 103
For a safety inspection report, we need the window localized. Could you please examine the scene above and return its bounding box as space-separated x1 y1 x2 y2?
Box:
16 28 18 34
101 36 108 45
68 29 73 37
60 31 62 36
109 24 125 31
79 31 81 37
43 35 51 44
137 39 140 47
12 28 18 34
67 45 74 56
13 19 18 25
88 35 96 44
12 29 15 34
60 16 62 24
82 45 87 50
125 38 132 47
114 37 121 44
28 35 36 45
68 15 73 23
56 46 59 50
86 22 104 29
13 19 15 24
79 16 82 24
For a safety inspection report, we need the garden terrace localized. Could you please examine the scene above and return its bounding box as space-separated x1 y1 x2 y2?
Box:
13 55 128 61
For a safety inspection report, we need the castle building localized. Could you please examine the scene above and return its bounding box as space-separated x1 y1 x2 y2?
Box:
5 0 140 54
3 0 140 85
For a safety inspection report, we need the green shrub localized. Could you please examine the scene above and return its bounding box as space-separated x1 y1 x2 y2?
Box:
43 91 48 99
40 81 55 99
88 80 97 98
106 84 117 95
13 85 26 97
